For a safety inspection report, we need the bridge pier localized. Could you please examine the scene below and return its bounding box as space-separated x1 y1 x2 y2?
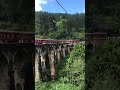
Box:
2 50 16 90
37 46 51 81
54 46 61 64
35 50 41 81
65 45 69 55
35 43 76 82
49 47 57 80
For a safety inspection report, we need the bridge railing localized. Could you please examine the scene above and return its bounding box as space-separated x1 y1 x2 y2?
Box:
35 39 80 45
0 31 34 43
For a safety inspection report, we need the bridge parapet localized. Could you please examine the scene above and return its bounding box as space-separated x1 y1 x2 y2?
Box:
0 30 34 44
85 33 120 52
86 33 120 40
107 37 120 40
35 39 80 45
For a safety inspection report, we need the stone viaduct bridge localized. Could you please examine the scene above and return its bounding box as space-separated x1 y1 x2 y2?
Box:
35 39 79 81
86 33 120 51
0 30 79 90
0 30 120 90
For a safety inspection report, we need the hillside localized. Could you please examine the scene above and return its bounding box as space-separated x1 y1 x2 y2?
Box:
35 11 85 39
86 40 120 89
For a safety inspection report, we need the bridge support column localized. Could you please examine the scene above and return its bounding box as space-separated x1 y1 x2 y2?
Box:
70 46 74 52
40 51 47 81
55 47 61 64
2 51 16 90
35 51 41 81
49 50 56 80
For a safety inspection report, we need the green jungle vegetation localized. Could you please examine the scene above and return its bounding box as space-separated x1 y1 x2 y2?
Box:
35 43 85 90
35 11 85 90
86 0 120 36
35 11 85 39
0 0 34 32
86 40 120 90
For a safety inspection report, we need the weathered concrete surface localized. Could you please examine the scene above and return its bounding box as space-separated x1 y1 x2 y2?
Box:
0 44 35 90
35 44 76 81
0 42 77 89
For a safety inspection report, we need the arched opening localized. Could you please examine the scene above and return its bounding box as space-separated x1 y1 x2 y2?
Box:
86 42 95 51
23 62 34 90
65 45 69 54
61 45 66 58
41 47 51 81
70 44 74 51
14 48 28 79
44 51 51 81
55 46 61 64
16 83 22 90
14 48 34 90
60 45 64 58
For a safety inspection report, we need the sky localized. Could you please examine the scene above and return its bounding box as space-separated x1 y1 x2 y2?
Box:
35 0 85 14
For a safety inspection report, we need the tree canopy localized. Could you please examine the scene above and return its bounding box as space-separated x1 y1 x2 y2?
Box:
86 40 120 90
35 11 85 39
86 0 120 36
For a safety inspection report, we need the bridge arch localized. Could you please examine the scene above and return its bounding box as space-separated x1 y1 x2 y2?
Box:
14 48 33 90
16 83 22 90
40 46 51 81
86 42 95 52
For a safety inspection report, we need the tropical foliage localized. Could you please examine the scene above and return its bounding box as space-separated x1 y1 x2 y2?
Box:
35 43 85 90
86 0 120 36
35 11 85 39
86 40 120 90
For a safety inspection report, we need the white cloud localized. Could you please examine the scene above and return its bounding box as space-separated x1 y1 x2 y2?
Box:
82 9 85 13
35 0 47 11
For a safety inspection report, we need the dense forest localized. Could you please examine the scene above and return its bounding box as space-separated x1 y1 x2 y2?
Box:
36 42 85 90
86 0 120 89
86 40 120 90
35 11 85 39
86 0 120 36
0 0 34 32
